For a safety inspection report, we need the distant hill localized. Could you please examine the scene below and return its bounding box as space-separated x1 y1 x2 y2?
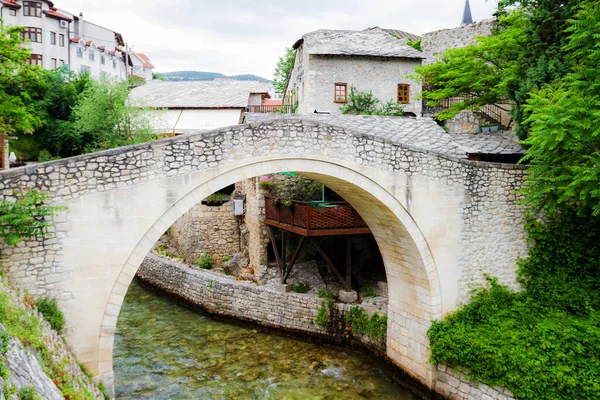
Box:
159 71 271 83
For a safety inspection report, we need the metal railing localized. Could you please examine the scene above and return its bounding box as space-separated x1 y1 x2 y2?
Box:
422 95 513 127
245 105 294 114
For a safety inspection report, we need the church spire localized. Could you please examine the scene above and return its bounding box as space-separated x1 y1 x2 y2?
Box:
462 0 474 25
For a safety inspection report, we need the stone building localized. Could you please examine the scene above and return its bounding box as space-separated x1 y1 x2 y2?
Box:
285 29 424 116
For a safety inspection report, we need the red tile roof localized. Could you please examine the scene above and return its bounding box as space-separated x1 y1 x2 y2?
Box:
263 99 283 106
0 0 20 8
45 9 72 21
136 53 154 68
70 37 81 43
108 51 116 56
86 41 93 46
98 46 106 51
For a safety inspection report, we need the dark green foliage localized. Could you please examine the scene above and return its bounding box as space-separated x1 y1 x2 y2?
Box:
428 211 600 399
290 282 310 294
318 289 335 300
361 286 378 298
0 190 64 246
273 48 296 94
345 306 387 341
196 253 212 269
340 86 405 116
340 86 379 115
417 0 588 139
520 1 600 216
97 382 111 400
205 192 230 205
36 297 65 333
406 38 422 51
315 301 329 327
18 385 38 400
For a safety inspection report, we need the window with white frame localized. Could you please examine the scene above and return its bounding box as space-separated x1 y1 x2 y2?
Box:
89 50 95 61
76 48 83 58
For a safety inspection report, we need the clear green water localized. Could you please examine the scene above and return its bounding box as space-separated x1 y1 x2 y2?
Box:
114 280 419 399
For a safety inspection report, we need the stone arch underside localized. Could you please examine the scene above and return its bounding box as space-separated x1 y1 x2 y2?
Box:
94 158 442 391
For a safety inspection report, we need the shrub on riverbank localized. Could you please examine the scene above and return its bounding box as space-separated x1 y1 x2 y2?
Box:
35 297 65 333
429 212 600 399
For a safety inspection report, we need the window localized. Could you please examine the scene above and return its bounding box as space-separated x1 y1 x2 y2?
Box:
8 9 16 16
397 84 410 104
51 58 57 69
80 65 90 74
23 1 42 17
112 59 117 69
22 27 42 43
101 55 105 65
26 54 42 66
58 34 65 47
334 83 347 103
50 32 56 45
89 50 95 61
76 48 83 58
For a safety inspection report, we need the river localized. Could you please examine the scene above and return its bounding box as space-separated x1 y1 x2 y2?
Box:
113 279 419 399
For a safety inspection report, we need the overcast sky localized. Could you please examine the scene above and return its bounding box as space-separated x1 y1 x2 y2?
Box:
56 0 498 79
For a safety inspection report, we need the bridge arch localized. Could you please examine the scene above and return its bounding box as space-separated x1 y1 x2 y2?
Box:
98 156 442 389
0 116 528 395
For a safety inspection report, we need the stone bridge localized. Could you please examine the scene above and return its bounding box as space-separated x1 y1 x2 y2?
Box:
0 115 527 393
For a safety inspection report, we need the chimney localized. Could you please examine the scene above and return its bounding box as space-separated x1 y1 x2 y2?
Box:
78 12 84 36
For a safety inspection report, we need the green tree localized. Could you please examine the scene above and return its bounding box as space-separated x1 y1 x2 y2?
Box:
272 48 295 94
0 23 43 135
416 1 586 139
71 78 155 152
0 190 63 246
520 0 600 216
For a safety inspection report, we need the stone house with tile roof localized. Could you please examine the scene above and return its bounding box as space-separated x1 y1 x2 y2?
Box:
285 29 424 116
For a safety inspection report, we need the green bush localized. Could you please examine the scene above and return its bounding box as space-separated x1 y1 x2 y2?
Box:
318 289 335 299
315 301 329 327
290 282 310 294
345 306 387 341
428 211 600 399
361 286 378 298
18 386 38 400
35 297 65 333
196 253 212 269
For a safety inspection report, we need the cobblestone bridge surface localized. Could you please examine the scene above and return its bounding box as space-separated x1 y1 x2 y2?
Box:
0 115 527 395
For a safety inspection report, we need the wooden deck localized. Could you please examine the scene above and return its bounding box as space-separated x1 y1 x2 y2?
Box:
264 196 370 237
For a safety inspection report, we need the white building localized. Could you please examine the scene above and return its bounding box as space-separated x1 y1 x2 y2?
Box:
128 80 270 134
0 0 150 81
66 12 128 80
129 52 154 82
286 29 423 116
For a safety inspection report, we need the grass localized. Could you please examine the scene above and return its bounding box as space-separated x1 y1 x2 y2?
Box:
291 282 310 294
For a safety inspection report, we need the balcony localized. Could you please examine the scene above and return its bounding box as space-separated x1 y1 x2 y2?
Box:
264 196 370 237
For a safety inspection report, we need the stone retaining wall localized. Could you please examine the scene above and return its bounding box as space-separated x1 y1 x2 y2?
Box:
435 365 515 400
137 254 385 349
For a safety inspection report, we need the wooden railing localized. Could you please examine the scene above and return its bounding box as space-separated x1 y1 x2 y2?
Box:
264 196 369 236
245 105 295 114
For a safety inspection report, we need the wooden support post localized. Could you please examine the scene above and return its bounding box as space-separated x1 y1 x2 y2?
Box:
309 238 350 290
283 236 305 283
267 226 283 279
346 238 352 288
280 230 287 282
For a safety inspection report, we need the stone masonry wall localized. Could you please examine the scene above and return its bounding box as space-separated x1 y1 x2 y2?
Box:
0 117 528 310
137 253 385 353
435 365 515 400
421 20 495 65
445 111 493 135
168 199 241 265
